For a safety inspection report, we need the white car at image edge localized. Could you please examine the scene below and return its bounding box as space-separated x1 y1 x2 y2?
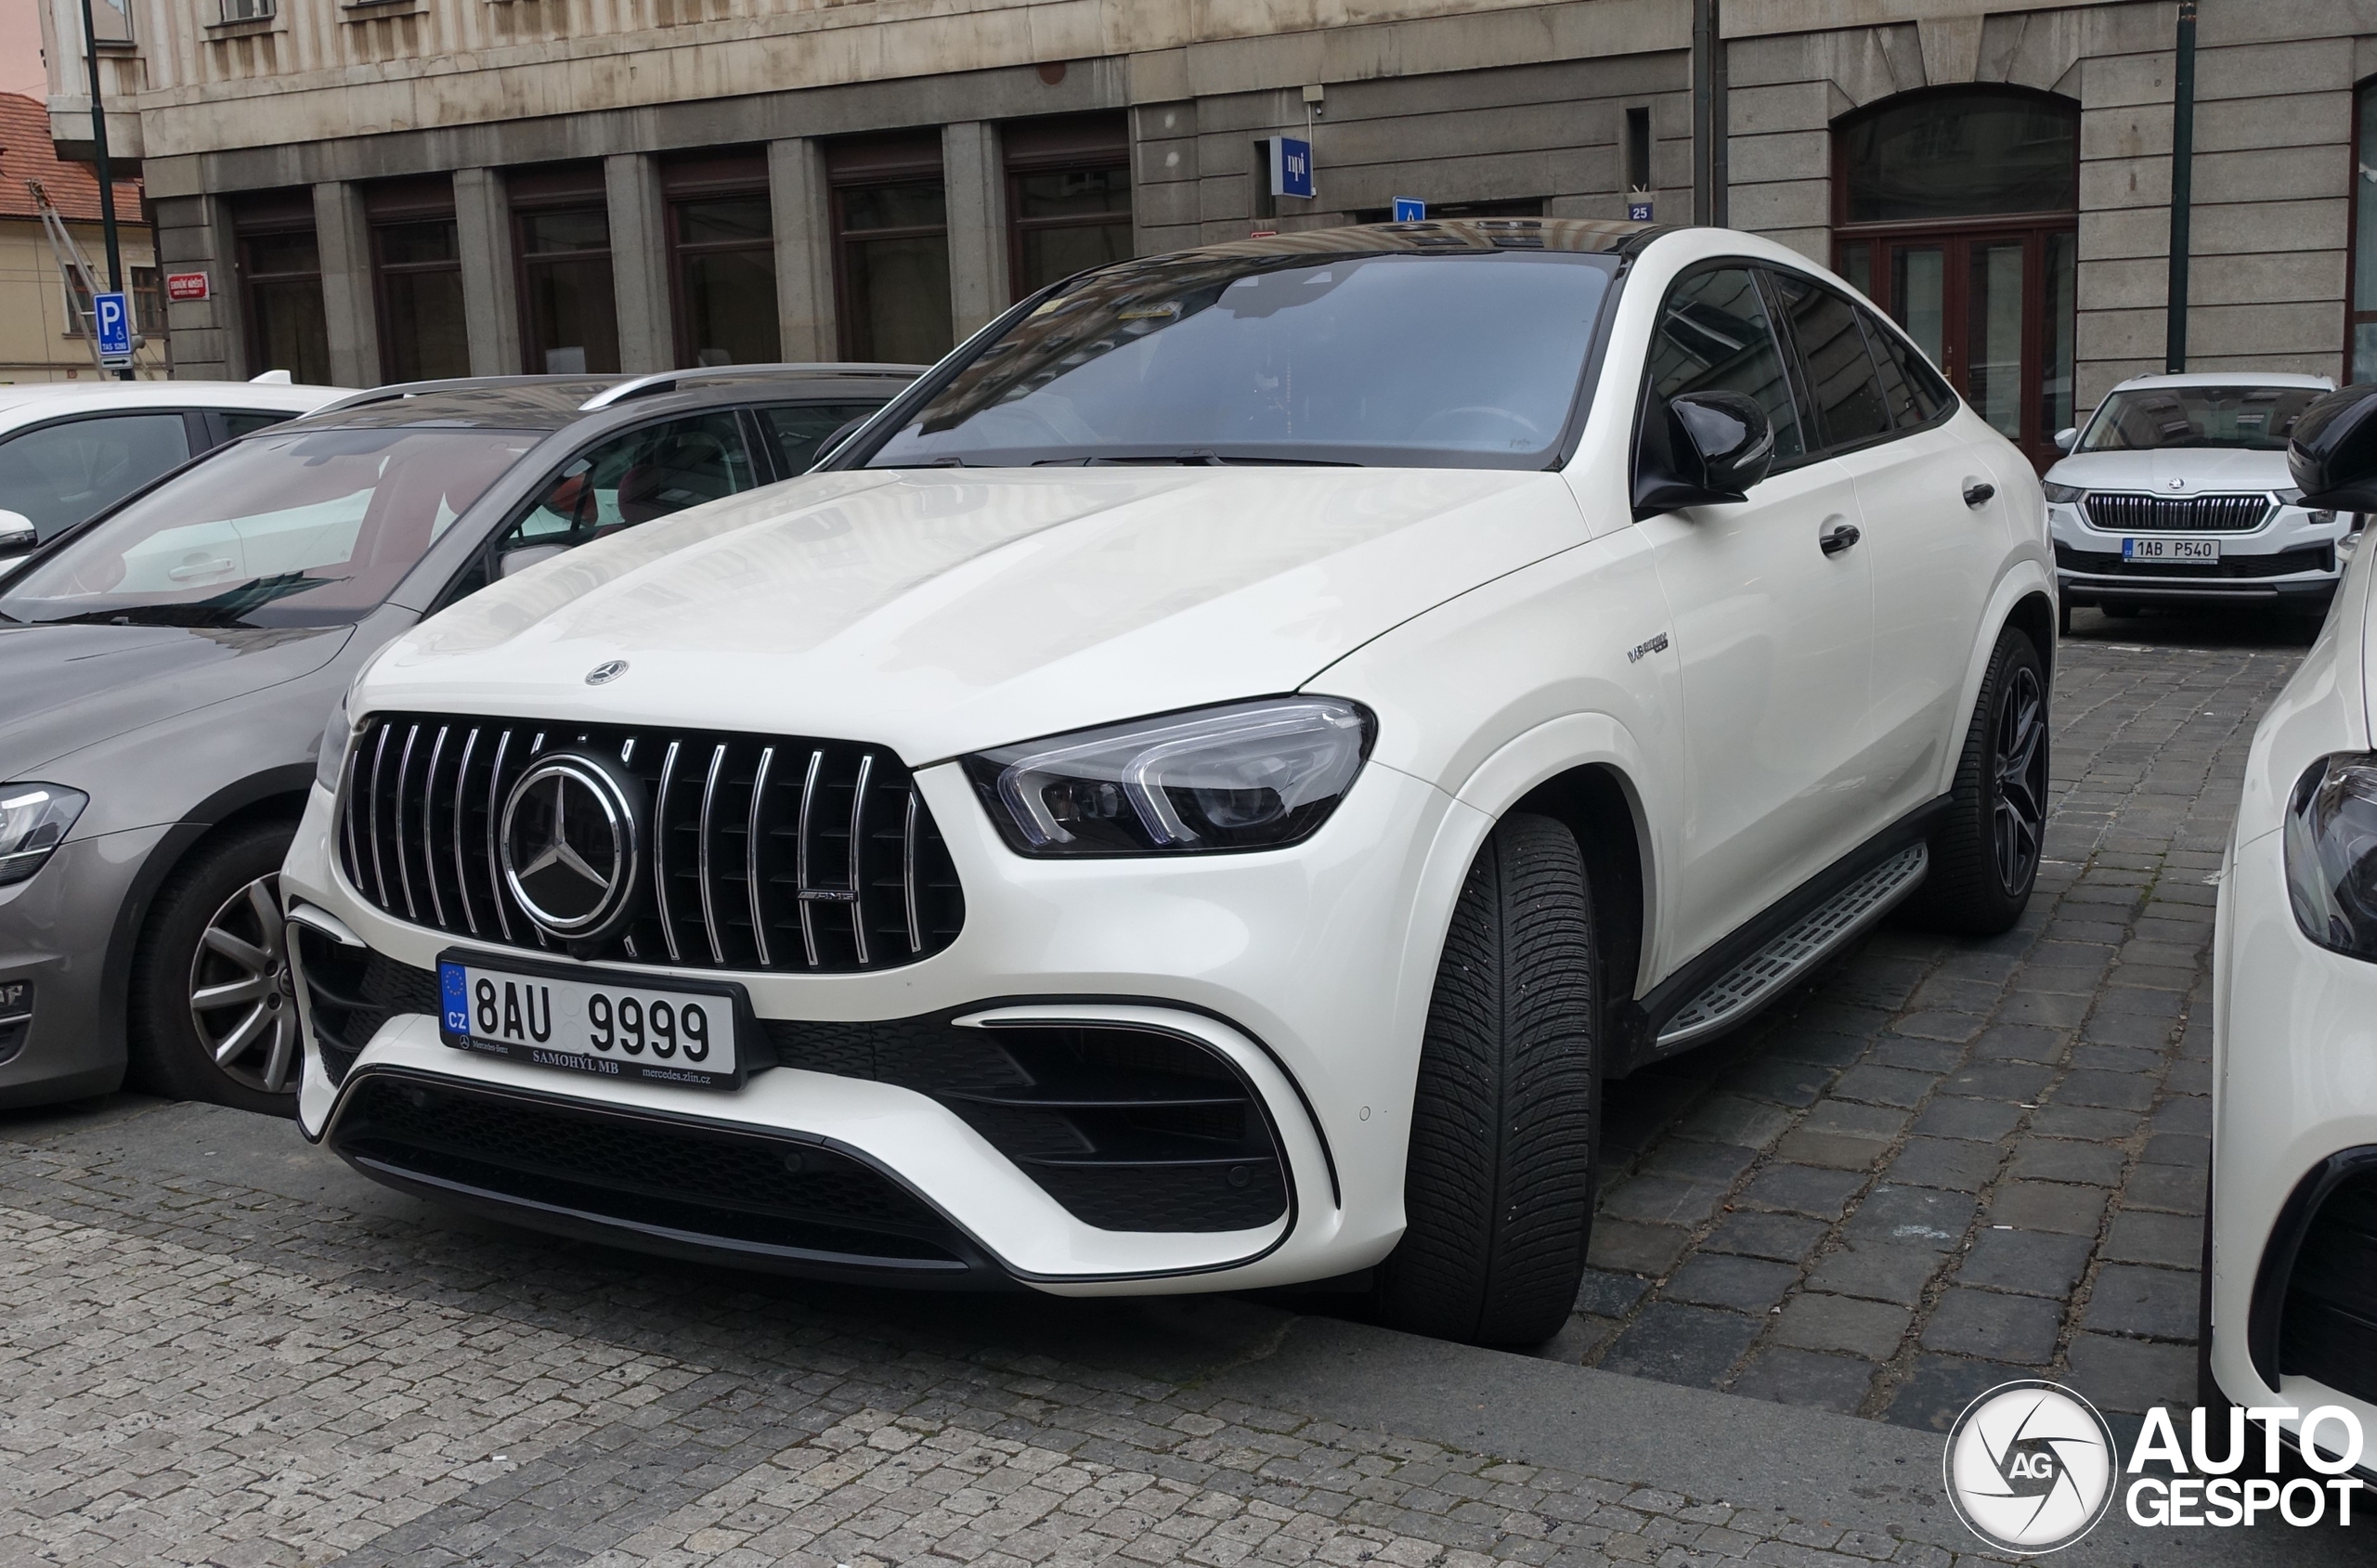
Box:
269 220 2051 1344
2208 380 2377 1473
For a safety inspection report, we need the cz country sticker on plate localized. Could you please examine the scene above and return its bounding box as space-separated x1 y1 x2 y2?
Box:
436 950 750 1090
2121 537 2218 563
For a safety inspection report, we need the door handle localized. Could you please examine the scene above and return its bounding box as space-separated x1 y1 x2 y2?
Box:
1963 482 1996 509
1820 523 1862 556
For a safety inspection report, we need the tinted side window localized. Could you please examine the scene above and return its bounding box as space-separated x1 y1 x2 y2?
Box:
1857 307 1954 429
760 402 887 475
501 412 756 553
0 413 191 538
1643 266 1807 469
215 408 300 443
1766 271 1892 449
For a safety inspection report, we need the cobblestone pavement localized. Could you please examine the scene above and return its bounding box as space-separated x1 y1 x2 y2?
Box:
1564 610 2309 1441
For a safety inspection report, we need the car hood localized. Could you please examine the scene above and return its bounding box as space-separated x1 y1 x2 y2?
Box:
0 620 354 779
366 467 1589 760
2045 447 2291 493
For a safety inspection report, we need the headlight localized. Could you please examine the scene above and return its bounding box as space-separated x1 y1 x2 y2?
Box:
2041 482 2086 504
963 696 1374 856
2284 755 2377 958
0 784 88 888
314 693 352 793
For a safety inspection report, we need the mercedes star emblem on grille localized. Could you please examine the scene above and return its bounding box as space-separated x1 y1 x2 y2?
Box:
499 753 643 940
586 660 629 685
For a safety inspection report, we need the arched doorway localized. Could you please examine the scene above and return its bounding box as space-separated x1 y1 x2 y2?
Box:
1833 87 2079 469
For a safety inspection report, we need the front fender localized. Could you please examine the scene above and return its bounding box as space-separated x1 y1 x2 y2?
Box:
1935 556 2058 801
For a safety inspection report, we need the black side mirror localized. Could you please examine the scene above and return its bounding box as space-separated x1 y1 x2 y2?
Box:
2290 384 2377 510
1633 390 1776 513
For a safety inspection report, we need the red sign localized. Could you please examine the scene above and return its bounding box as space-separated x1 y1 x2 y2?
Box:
165 271 210 302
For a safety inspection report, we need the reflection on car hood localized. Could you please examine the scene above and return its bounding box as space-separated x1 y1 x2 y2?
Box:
2045 447 2292 493
0 620 354 778
369 466 1589 759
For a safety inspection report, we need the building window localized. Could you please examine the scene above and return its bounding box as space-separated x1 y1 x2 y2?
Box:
86 0 131 43
2351 79 2377 382
827 134 952 364
511 164 619 375
665 154 778 367
59 266 161 336
1833 87 2077 466
1004 114 1133 300
236 197 332 384
369 178 468 382
219 0 274 20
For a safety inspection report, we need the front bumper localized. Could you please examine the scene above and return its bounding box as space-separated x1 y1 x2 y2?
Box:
0 826 172 1108
280 755 1477 1294
2208 822 2377 1451
2049 499 2347 604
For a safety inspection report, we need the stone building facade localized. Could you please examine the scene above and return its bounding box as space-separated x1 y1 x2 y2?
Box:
36 0 2377 465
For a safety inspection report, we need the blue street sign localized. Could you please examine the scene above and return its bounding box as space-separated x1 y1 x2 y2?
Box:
94 291 132 362
1392 197 1426 222
1268 136 1315 201
1628 200 1656 223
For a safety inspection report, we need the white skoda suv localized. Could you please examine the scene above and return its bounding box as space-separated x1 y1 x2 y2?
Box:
2044 372 2352 628
279 221 2052 1343
2207 382 2377 1465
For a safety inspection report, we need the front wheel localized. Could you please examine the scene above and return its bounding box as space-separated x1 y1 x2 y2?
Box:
1374 812 1600 1346
126 821 303 1114
1902 627 2047 936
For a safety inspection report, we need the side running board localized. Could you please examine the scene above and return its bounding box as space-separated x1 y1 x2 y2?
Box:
1656 845 1929 1052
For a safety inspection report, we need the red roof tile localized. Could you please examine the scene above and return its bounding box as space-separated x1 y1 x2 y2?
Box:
0 91 143 222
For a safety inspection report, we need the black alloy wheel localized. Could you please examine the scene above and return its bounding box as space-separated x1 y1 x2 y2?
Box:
1992 660 2048 897
127 820 304 1115
1900 627 2048 936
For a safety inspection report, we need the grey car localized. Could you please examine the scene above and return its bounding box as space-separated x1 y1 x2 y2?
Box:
0 365 914 1113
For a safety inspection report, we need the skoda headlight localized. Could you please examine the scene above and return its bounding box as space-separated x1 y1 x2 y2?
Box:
2041 482 2086 505
964 696 1374 856
2284 755 2377 957
0 784 88 888
314 693 353 793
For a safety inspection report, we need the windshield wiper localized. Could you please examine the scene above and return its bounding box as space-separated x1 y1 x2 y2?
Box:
35 571 340 628
1040 450 1362 468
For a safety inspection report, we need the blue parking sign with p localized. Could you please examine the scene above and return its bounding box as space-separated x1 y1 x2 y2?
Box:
94 292 132 361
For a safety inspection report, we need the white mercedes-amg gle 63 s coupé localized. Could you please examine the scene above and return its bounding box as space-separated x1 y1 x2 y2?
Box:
2207 381 2377 1468
278 220 2052 1344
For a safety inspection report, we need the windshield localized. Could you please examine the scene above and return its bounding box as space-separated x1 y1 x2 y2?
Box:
865 250 1617 469
0 426 539 627
2077 385 2322 453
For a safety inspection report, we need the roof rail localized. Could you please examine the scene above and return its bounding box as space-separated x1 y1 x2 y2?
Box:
305 374 594 420
577 362 928 412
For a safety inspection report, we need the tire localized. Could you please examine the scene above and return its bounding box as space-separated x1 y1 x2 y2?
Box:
126 820 303 1115
1901 627 2048 936
1374 812 1600 1345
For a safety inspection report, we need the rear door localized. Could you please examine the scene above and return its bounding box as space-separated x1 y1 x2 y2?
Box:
1635 264 1878 965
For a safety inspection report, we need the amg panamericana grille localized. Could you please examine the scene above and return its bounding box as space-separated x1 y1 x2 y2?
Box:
337 713 963 973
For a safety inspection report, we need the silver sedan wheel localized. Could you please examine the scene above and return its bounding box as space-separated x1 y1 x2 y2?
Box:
187 873 299 1095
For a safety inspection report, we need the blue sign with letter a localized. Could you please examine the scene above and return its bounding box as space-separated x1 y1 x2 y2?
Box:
94 291 132 362
1392 197 1426 222
1269 136 1315 200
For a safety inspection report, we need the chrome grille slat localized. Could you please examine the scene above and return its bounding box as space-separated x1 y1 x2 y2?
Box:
747 745 774 967
394 724 421 921
697 743 727 965
848 752 874 966
344 713 960 975
654 740 683 964
2083 491 2271 533
796 747 823 968
422 726 450 929
451 728 481 936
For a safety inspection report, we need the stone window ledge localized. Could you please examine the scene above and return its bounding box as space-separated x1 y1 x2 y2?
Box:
203 17 282 38
341 0 426 15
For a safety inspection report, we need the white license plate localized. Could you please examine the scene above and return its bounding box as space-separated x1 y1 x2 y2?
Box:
2122 537 2218 563
437 954 743 1089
